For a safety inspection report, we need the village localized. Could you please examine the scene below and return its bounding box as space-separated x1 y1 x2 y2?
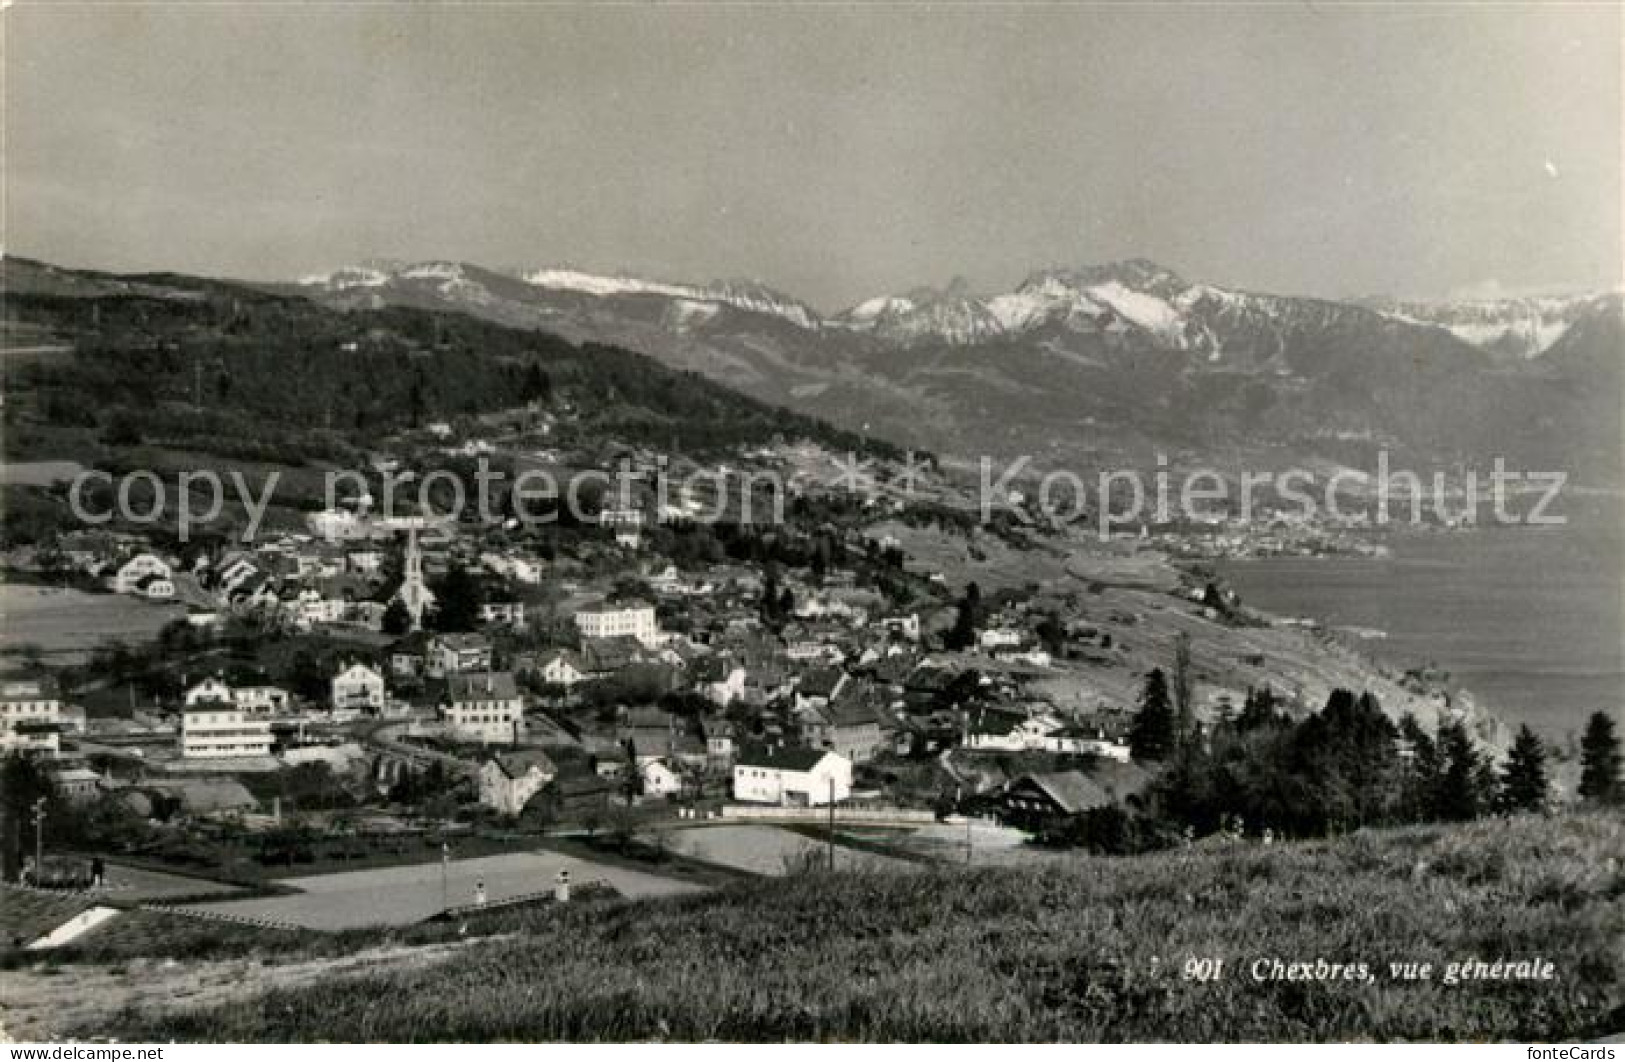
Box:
0 425 1222 923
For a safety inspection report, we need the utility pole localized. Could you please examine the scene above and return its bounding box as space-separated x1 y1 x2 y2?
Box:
961 786 972 865
827 776 836 872
31 798 46 880
440 840 450 913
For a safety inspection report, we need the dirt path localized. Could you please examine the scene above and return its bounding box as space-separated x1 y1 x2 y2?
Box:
0 937 494 1042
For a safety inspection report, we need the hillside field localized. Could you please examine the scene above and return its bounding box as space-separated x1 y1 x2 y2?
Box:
33 809 1621 1043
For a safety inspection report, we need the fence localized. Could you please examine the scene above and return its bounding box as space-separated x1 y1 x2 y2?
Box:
144 903 302 932
720 805 946 826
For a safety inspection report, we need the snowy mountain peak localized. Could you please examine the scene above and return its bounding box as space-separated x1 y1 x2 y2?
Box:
1363 291 1620 358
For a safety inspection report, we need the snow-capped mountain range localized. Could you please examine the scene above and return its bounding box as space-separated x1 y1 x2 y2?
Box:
290 255 1620 482
1363 293 1620 359
299 257 1617 360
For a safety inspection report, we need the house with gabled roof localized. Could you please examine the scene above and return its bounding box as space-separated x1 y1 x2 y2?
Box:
478 749 557 815
533 649 588 688
803 680 887 763
732 744 851 806
441 671 523 745
792 666 848 714
995 770 1112 828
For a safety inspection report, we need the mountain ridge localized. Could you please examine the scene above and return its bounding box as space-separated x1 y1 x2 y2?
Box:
296 256 1619 358
288 254 1622 485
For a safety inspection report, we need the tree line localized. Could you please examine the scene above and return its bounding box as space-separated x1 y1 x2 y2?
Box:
1054 671 1622 854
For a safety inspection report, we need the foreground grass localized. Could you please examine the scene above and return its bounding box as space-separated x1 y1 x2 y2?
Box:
97 811 1624 1042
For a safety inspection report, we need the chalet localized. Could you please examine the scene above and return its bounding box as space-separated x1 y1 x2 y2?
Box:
183 676 234 707
113 553 171 595
478 750 557 815
331 662 387 713
732 745 852 807
994 771 1112 828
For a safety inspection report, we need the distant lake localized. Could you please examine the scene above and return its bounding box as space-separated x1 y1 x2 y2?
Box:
1219 502 1624 739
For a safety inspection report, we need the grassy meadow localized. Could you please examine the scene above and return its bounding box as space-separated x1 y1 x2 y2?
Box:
83 809 1623 1042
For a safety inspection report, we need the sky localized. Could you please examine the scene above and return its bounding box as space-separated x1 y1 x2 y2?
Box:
5 3 1621 311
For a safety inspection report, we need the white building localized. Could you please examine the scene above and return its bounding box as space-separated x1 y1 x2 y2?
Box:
430 633 494 677
308 508 385 542
732 746 852 807
574 602 658 646
480 600 526 627
113 553 171 595
640 758 684 798
0 679 63 754
481 552 545 585
232 684 291 713
979 628 1024 650
181 706 273 759
878 613 921 642
442 671 524 745
184 677 289 714
331 662 387 713
478 750 556 816
536 651 587 688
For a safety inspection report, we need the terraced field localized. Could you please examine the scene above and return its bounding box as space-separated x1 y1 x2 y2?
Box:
663 824 913 876
173 850 707 930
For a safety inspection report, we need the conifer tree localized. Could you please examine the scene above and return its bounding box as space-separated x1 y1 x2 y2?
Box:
1434 719 1487 821
1497 724 1549 813
1130 668 1178 762
1578 710 1622 804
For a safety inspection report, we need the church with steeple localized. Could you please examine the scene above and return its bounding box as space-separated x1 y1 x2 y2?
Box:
392 527 435 631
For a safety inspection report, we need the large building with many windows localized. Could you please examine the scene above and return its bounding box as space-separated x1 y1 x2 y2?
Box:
573 602 658 646
180 705 274 759
0 677 63 754
442 671 524 745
